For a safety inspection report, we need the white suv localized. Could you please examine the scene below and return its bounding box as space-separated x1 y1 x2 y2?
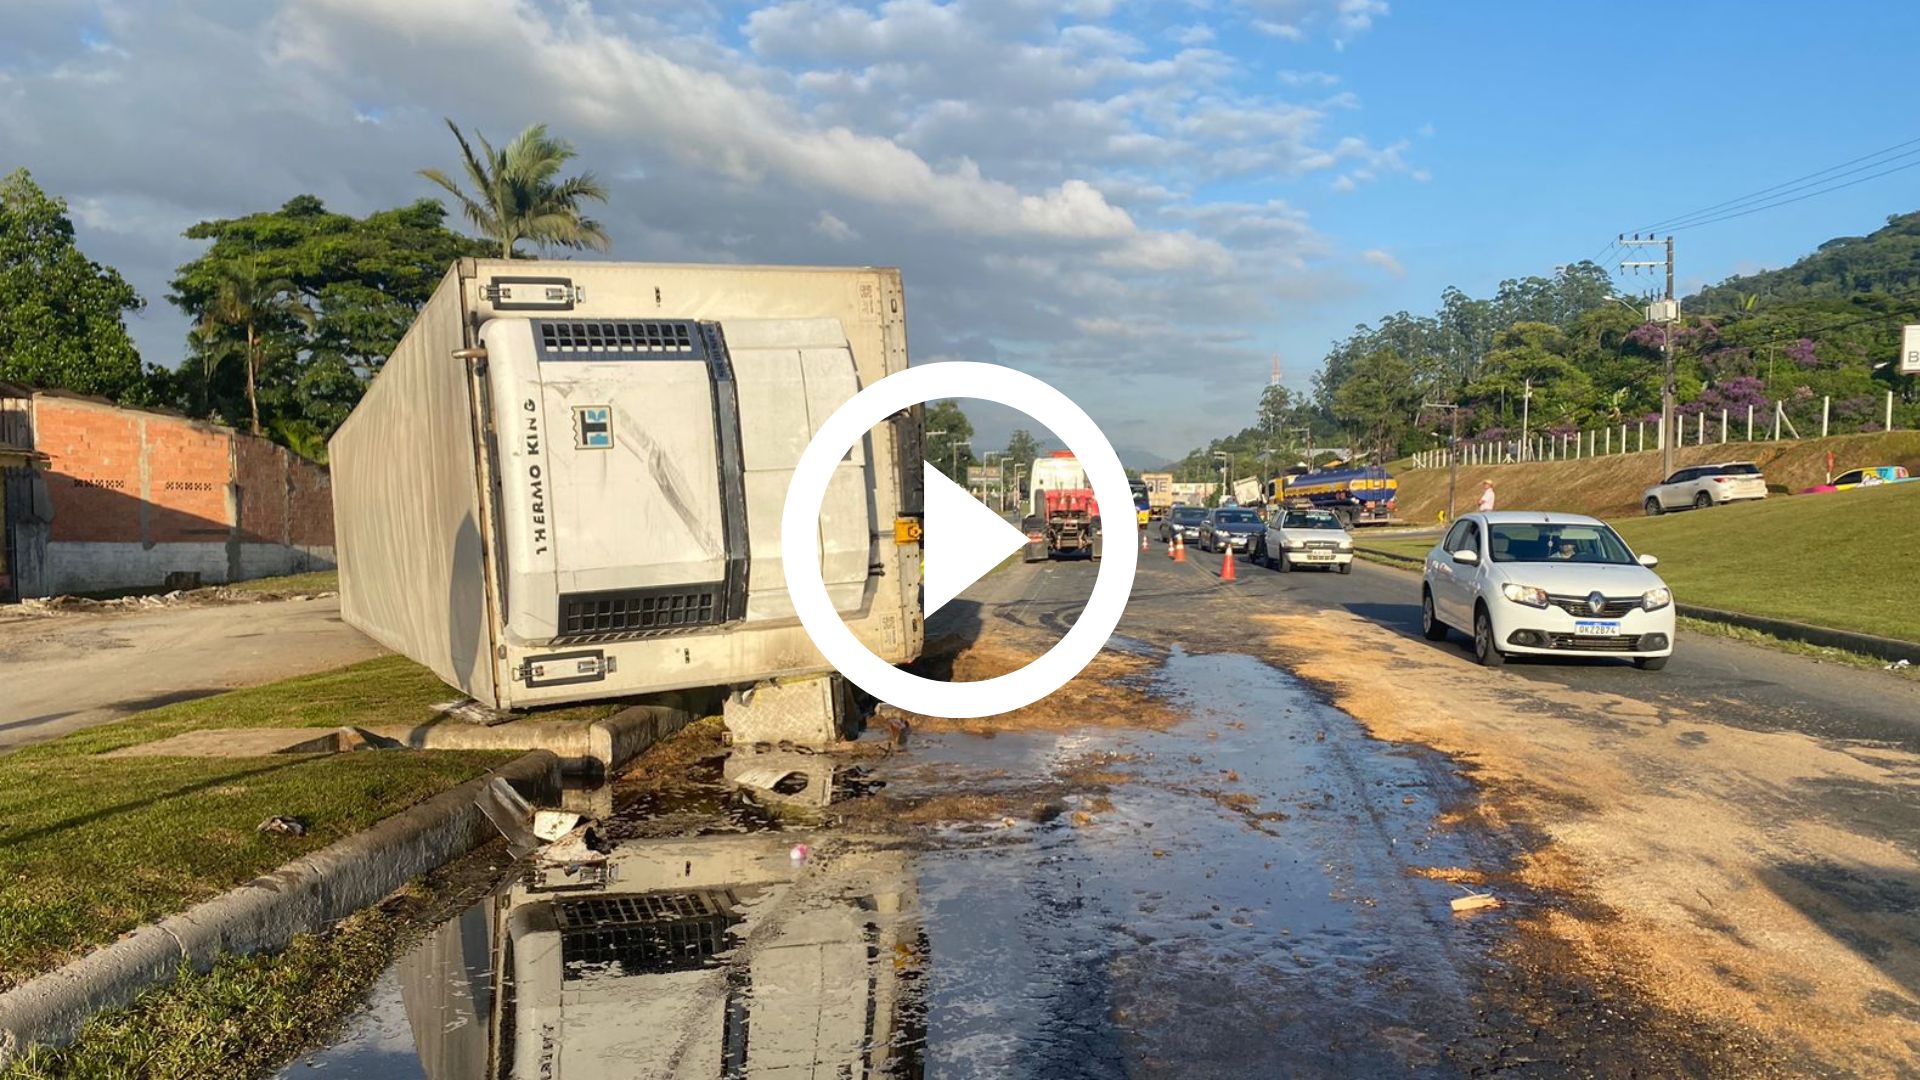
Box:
1643 462 1767 514
1420 512 1675 670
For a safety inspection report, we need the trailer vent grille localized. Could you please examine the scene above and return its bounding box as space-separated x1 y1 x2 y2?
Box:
534 319 704 361
555 891 740 979
557 584 723 642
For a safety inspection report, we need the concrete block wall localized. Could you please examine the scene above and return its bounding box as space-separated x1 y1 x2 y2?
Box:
12 393 336 597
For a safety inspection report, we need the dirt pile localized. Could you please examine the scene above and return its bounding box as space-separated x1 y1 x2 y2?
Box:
1253 606 1920 1076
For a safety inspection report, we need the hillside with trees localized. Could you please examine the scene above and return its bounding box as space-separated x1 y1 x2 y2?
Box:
1259 216 1920 468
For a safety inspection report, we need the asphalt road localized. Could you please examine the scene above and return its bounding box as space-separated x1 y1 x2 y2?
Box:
1156 539 1920 754
0 596 385 751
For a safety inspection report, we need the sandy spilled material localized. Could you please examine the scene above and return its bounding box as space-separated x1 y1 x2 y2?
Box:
904 631 1179 734
1255 608 1920 1076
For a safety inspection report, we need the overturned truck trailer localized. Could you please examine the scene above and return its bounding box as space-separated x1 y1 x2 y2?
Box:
329 260 924 741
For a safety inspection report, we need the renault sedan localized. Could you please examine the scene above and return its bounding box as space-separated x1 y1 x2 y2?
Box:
1420 512 1675 670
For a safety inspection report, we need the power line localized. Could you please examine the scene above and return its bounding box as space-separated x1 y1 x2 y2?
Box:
1636 134 1920 232
1668 157 1920 233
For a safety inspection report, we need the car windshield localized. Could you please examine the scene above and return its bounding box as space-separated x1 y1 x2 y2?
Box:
1215 510 1259 524
1283 511 1341 529
1488 523 1636 565
1713 463 1761 476
1173 508 1206 522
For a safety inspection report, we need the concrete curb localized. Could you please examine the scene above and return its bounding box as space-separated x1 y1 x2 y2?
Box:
0 751 561 1066
369 700 699 774
1354 546 1919 663
1673 604 1920 664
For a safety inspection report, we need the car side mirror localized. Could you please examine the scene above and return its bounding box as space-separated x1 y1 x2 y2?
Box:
1451 549 1480 566
1637 553 1659 568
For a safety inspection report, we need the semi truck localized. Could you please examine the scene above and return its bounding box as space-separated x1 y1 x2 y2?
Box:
1139 471 1174 519
1274 463 1398 527
328 259 924 743
1021 451 1102 561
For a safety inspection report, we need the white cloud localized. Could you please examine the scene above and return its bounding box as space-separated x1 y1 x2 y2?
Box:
1 0 1415 455
813 210 858 241
1251 19 1306 40
1360 247 1404 277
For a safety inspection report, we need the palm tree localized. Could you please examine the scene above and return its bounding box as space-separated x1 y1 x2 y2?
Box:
419 119 611 257
197 261 314 436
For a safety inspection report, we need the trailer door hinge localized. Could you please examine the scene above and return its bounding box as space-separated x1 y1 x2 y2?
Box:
483 277 583 311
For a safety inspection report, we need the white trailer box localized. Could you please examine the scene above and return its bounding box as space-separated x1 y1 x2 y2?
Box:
329 260 923 712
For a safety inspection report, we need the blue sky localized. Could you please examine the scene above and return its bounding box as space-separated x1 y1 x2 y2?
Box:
4 1 1916 462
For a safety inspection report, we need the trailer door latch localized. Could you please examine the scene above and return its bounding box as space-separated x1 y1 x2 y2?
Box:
516 649 616 687
483 277 584 311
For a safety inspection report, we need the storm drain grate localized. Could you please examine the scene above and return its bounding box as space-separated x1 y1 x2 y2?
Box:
555 891 738 979
535 319 703 360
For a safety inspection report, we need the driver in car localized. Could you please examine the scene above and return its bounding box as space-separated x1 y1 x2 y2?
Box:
1549 539 1579 560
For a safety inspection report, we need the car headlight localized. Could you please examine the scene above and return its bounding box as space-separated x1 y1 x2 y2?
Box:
1337 539 1353 550
1642 587 1671 611
1501 583 1550 608
1285 539 1304 550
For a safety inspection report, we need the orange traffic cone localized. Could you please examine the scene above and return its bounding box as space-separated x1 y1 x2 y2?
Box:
1141 530 1149 551
1173 535 1186 563
1220 545 1237 582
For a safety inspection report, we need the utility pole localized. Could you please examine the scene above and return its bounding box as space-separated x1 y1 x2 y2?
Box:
1421 401 1462 522
1621 234 1678 477
1520 378 1532 462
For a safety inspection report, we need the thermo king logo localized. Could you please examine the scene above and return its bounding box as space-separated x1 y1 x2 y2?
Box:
573 405 613 449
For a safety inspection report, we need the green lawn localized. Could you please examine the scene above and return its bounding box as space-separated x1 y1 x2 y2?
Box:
1355 537 1432 563
1360 485 1919 644
0 657 531 991
1614 483 1919 643
221 569 339 595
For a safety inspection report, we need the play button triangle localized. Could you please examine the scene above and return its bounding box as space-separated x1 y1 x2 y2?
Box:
922 461 1031 617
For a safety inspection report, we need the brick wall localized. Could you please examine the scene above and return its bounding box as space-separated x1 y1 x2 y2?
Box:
11 392 337 595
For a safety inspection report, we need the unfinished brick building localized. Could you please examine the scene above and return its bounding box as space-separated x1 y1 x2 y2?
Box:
0 384 335 599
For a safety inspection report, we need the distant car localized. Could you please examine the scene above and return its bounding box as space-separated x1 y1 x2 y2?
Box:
1799 465 1912 494
1253 507 1354 573
1420 511 1675 670
1643 462 1767 514
1162 505 1208 543
1197 506 1265 553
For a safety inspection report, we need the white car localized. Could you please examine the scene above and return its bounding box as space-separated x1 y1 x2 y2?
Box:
1420 511 1675 670
1642 462 1767 514
1253 507 1354 573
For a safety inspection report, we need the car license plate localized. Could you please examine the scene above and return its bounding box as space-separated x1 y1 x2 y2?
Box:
1574 620 1620 637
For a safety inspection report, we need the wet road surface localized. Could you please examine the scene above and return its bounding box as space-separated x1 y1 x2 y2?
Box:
274 545 1890 1077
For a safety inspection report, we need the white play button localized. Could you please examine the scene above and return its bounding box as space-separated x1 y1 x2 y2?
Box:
921 461 1031 617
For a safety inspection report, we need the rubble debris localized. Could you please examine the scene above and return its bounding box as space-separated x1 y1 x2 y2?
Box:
532 811 582 842
1450 891 1501 914
256 816 308 837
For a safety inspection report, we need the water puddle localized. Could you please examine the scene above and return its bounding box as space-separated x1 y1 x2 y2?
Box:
283 646 1510 1078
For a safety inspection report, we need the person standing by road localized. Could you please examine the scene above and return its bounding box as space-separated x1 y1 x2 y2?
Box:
1478 480 1496 512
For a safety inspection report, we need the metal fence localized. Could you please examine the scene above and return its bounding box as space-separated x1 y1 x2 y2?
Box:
1409 391 1902 471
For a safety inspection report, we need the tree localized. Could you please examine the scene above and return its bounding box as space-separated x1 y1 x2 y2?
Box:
0 169 152 400
196 260 315 435
924 400 977 483
420 120 611 257
170 196 492 444
1331 347 1422 456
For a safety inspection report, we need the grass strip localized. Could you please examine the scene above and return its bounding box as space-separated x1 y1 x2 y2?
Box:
0 654 632 988
0 867 478 1080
